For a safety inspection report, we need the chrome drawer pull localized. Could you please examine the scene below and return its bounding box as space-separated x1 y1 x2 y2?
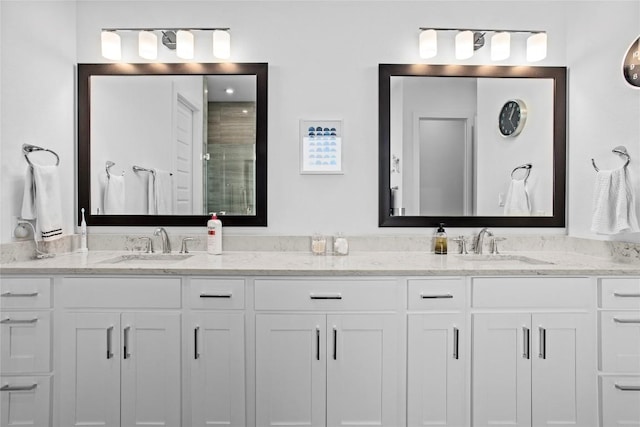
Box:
106 326 114 359
1 384 37 392
316 327 320 361
538 327 546 359
333 327 338 360
615 384 640 391
194 326 200 360
200 293 232 298
613 292 640 298
123 326 131 359
0 317 38 324
522 326 530 359
420 294 453 299
613 318 640 324
1 292 39 297
310 293 342 300
453 327 459 360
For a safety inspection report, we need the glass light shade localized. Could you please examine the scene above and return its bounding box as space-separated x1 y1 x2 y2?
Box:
176 30 194 59
527 32 547 62
138 31 158 60
419 29 438 59
455 31 474 60
491 32 511 61
101 31 121 60
213 30 231 59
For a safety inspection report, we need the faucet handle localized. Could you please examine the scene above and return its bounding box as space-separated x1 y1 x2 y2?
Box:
138 237 154 253
452 236 468 254
490 237 506 255
180 237 194 254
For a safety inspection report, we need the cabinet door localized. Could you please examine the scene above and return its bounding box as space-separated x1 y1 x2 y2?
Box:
601 311 640 373
120 312 181 427
473 313 531 427
256 314 326 427
1 311 51 374
326 314 399 427
408 313 465 427
60 312 121 427
532 313 595 426
191 312 245 427
600 376 640 427
0 376 51 427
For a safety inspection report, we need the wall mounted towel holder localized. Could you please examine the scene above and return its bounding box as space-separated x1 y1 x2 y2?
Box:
132 165 173 176
591 146 631 172
22 143 60 167
511 163 532 182
106 161 124 178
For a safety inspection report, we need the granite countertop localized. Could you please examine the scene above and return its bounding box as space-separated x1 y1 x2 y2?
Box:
1 250 639 276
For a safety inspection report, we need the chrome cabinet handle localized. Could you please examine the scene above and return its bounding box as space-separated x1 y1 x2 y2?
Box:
453 327 459 360
333 327 337 360
310 293 342 300
613 318 640 324
0 291 39 297
0 384 37 392
194 326 200 360
615 384 640 391
107 326 114 359
522 327 530 359
420 294 453 299
538 327 546 359
1 317 38 324
316 327 320 361
200 293 232 298
613 292 640 298
123 326 131 359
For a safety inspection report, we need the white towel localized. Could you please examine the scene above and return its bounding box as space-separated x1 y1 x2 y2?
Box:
21 165 63 241
148 169 173 215
104 174 125 214
504 179 531 216
591 167 640 234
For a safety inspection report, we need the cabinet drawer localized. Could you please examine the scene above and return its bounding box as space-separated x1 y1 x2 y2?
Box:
408 278 464 310
600 376 640 427
600 278 640 309
471 277 591 308
601 311 640 373
0 277 51 309
254 279 398 311
0 375 51 427
61 277 181 308
189 278 245 309
1 312 51 374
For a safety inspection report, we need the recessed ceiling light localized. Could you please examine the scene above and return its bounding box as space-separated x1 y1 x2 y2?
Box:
225 88 234 94
242 109 248 114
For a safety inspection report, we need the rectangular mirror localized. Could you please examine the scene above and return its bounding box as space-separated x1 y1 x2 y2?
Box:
379 64 566 228
78 63 268 226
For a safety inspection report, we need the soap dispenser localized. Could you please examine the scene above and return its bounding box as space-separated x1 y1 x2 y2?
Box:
434 223 447 255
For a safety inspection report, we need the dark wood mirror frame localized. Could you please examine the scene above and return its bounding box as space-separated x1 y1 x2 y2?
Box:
78 62 268 227
378 64 567 228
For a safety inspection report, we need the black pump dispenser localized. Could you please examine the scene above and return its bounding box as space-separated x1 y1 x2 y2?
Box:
434 223 448 254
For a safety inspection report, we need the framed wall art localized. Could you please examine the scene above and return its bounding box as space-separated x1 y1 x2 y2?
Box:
300 119 343 174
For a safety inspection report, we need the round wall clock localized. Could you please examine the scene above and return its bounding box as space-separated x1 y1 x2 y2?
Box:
498 99 527 137
622 35 640 89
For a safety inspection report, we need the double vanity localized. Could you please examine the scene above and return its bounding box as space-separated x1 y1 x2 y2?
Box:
1 247 638 427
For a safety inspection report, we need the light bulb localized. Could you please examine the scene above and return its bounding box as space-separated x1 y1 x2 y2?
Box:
491 32 510 61
101 31 121 60
138 31 158 60
176 30 194 59
213 30 231 59
527 32 547 62
455 31 474 60
419 29 437 59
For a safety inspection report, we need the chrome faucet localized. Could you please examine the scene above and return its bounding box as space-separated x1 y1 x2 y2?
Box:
473 228 493 254
154 228 171 254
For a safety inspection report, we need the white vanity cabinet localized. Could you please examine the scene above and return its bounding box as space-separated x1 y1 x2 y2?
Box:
471 277 597 427
598 277 640 427
406 278 466 427
58 277 181 427
254 278 403 427
187 278 246 427
0 276 53 427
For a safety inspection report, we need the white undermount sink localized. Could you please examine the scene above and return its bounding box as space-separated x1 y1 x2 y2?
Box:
101 253 193 263
453 254 554 265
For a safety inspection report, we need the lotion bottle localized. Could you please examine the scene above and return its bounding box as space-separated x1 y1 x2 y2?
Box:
78 208 88 253
207 212 222 255
434 223 447 255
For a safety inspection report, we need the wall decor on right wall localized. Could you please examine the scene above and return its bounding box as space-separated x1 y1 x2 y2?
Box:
622 35 640 88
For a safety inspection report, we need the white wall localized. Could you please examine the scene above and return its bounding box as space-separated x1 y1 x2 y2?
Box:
566 1 640 243
1 0 638 243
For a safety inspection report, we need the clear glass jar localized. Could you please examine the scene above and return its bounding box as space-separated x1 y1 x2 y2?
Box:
334 233 349 256
311 234 327 255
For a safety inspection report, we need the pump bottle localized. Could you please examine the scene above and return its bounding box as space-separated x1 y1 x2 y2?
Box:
207 213 222 255
434 223 448 254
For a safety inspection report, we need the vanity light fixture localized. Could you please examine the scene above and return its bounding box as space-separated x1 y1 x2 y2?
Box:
419 28 547 62
100 28 231 61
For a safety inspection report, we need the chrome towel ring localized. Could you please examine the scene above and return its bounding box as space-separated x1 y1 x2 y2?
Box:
22 144 60 167
592 146 631 172
511 163 532 182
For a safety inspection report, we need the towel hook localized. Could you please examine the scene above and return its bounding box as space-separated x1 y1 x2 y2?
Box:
106 161 124 179
511 163 532 182
22 144 60 167
592 146 631 172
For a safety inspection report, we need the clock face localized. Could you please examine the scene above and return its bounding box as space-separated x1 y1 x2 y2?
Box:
622 36 640 88
498 99 527 137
